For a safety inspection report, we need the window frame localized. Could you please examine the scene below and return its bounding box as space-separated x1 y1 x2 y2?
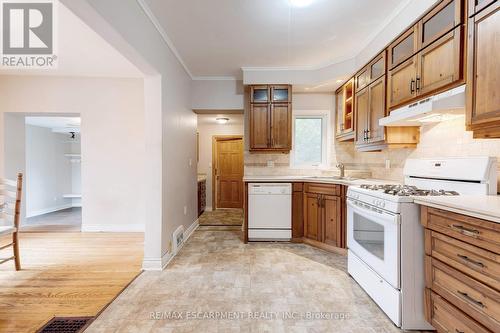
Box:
291 112 329 169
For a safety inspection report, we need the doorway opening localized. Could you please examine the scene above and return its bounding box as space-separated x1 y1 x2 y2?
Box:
195 113 244 228
23 116 82 232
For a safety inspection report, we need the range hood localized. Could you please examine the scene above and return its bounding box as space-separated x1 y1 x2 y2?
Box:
379 85 465 127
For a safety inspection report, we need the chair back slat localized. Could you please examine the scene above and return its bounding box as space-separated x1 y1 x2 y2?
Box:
1 179 17 187
0 174 22 229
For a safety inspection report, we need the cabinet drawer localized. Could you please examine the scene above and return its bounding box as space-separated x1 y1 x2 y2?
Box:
425 230 500 290
422 207 500 254
426 289 492 333
304 183 341 196
426 256 500 332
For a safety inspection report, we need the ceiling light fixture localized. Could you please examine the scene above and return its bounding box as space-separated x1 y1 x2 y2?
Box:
289 0 315 8
216 117 229 124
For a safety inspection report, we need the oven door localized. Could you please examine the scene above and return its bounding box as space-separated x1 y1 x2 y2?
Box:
347 198 400 288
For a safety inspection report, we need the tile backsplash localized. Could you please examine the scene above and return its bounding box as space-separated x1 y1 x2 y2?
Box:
245 115 500 190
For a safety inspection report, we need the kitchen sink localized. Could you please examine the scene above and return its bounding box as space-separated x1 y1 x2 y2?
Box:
305 176 357 181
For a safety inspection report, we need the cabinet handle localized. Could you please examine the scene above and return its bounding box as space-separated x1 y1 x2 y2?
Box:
457 254 485 268
457 291 485 308
366 129 370 141
416 76 421 92
451 224 480 237
410 79 415 94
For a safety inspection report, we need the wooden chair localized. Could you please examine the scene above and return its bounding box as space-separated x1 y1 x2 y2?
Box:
0 173 23 270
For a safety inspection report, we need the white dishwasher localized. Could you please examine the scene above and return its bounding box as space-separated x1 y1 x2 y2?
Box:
248 183 292 241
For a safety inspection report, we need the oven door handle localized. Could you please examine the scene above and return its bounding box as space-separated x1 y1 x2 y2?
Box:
347 198 399 223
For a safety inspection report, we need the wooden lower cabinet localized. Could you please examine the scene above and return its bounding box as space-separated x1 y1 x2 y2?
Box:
304 192 321 241
322 195 341 247
422 206 500 333
303 184 343 248
292 183 304 241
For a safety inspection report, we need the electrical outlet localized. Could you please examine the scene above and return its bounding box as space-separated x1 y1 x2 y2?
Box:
385 159 391 169
183 206 187 215
189 159 193 167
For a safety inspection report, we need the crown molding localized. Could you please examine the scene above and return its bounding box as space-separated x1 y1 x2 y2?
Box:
136 0 194 79
192 76 239 81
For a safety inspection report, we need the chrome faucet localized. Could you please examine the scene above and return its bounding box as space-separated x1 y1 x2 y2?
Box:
336 163 345 178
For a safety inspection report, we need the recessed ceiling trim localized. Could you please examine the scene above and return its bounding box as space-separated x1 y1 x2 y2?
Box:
136 0 194 79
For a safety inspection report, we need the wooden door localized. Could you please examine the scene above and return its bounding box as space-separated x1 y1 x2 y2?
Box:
322 195 341 247
469 0 497 17
250 85 270 103
467 4 500 128
387 55 418 109
249 104 270 149
215 138 244 209
271 85 291 103
388 26 418 69
270 103 291 150
303 193 321 241
368 76 387 143
417 26 463 96
418 0 462 49
355 87 369 146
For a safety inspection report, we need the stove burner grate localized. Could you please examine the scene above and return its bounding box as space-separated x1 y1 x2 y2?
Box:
359 184 459 197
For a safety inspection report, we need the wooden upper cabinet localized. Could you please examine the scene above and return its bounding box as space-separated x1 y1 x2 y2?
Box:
387 55 418 109
249 85 292 151
356 52 386 90
335 88 344 135
418 26 463 95
322 195 341 247
250 85 270 103
355 67 370 91
355 87 369 146
418 0 463 49
271 85 291 103
335 79 355 141
467 3 500 137
249 104 270 149
368 76 387 144
469 0 497 16
388 26 418 69
270 103 291 150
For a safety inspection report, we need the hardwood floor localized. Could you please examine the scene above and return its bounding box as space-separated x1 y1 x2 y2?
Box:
0 232 143 333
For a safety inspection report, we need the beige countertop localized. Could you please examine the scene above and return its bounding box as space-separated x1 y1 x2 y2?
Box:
415 195 500 224
243 175 397 186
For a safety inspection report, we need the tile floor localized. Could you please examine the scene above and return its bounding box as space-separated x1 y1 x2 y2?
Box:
198 209 243 226
86 230 428 333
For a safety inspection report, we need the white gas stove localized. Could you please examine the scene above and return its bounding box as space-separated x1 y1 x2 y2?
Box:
346 157 497 330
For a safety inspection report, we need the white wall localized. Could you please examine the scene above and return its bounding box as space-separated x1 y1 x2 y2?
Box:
60 0 198 270
197 114 244 209
25 125 73 217
192 80 244 111
0 76 146 232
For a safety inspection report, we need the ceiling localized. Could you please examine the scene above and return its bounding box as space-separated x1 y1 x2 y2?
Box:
144 0 407 78
0 3 142 78
26 116 81 133
197 114 244 127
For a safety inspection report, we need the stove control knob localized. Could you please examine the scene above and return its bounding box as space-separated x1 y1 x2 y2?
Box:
380 202 385 208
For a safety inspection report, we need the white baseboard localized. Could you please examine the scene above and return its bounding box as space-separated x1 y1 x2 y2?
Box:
81 223 145 232
26 204 73 218
205 206 213 212
142 218 199 271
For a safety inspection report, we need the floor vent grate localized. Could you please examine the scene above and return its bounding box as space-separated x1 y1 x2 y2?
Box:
36 317 94 333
